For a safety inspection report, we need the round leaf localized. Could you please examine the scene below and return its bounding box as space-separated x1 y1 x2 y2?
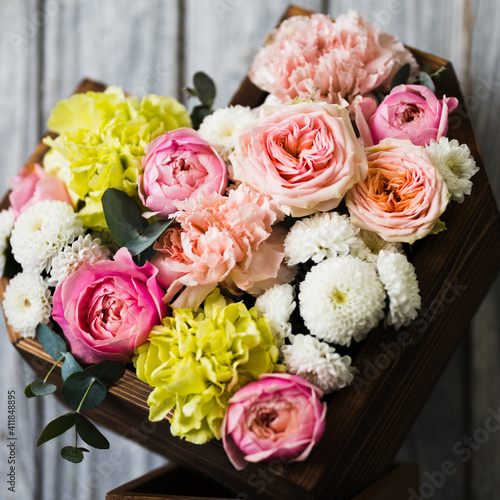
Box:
83 361 125 386
62 372 107 410
61 446 84 463
24 384 36 399
36 324 67 361
419 71 436 92
29 380 57 397
37 412 76 446
76 414 110 450
61 352 82 381
193 71 216 107
391 63 411 89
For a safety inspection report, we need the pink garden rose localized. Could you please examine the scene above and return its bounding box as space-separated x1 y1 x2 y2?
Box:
9 163 72 218
221 373 326 470
346 139 449 243
359 85 459 147
153 184 290 310
228 102 368 217
249 12 418 107
139 128 227 218
53 247 168 364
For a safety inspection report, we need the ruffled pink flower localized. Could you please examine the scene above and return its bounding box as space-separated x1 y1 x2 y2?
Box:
249 11 418 107
228 101 367 217
346 139 449 243
53 248 168 364
221 373 326 470
359 84 459 146
8 163 72 218
139 128 227 218
152 184 288 310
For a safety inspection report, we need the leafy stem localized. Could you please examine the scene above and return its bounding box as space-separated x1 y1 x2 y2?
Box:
76 378 96 413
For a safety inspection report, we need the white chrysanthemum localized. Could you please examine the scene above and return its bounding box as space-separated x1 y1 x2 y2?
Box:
284 212 365 266
299 255 386 345
3 272 52 338
354 230 403 263
282 334 357 393
0 208 15 274
377 250 421 329
255 284 296 347
48 234 110 287
426 137 479 203
198 105 255 161
10 200 84 273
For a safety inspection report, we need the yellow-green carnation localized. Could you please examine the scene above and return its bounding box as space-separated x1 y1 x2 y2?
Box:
43 86 191 230
133 288 283 445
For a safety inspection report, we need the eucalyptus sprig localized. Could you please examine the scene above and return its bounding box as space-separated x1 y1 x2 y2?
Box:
185 71 217 129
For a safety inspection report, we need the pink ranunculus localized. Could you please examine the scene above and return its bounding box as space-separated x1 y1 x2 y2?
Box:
221 373 326 470
153 184 288 310
8 163 72 218
228 101 368 217
249 11 418 107
368 84 459 146
52 248 168 364
139 128 227 218
345 139 449 243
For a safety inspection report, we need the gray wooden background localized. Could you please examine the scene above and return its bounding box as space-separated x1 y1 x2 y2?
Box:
0 0 499 498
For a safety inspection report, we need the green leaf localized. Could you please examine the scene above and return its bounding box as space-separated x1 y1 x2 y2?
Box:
419 71 436 92
28 380 57 397
24 384 37 399
391 63 411 89
61 352 82 381
83 361 125 386
61 446 84 463
123 218 173 256
76 414 110 450
62 372 107 411
191 105 213 130
193 71 216 107
37 412 76 446
36 324 67 361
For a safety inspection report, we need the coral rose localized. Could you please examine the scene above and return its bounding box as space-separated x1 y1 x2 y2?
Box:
139 128 227 218
221 373 326 470
346 139 449 243
52 247 168 364
229 102 368 217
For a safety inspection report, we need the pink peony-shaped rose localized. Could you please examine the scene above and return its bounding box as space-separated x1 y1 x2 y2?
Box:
9 163 72 218
345 139 449 243
362 84 459 147
221 373 326 470
153 184 290 310
52 247 168 364
139 128 227 218
249 12 418 107
228 102 368 217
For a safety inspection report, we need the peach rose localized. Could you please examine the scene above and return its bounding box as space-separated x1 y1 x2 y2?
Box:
229 102 367 217
345 139 449 243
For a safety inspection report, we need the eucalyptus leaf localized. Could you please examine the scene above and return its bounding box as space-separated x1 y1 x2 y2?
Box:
61 352 82 381
123 218 172 256
76 414 110 450
83 361 126 386
36 323 67 361
193 71 216 107
28 380 57 397
419 71 436 92
61 446 84 463
37 412 76 446
391 63 411 89
191 105 213 130
62 372 107 411
24 384 36 399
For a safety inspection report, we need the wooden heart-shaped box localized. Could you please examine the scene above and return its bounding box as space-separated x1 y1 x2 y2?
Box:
2 5 499 500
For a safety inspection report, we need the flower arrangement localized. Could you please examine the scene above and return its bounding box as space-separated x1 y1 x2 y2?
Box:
0 10 479 471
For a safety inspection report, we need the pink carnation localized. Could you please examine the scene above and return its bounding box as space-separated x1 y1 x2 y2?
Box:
152 184 288 310
249 11 418 107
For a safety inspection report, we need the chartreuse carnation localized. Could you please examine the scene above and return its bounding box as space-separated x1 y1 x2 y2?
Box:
134 288 283 445
43 86 191 230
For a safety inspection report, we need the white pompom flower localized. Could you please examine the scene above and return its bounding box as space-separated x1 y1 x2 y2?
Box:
426 137 479 203
282 334 357 393
48 234 111 287
0 208 15 274
376 250 421 329
284 212 364 266
255 283 296 347
198 105 255 162
3 272 52 338
10 200 84 273
354 229 403 263
299 255 386 346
